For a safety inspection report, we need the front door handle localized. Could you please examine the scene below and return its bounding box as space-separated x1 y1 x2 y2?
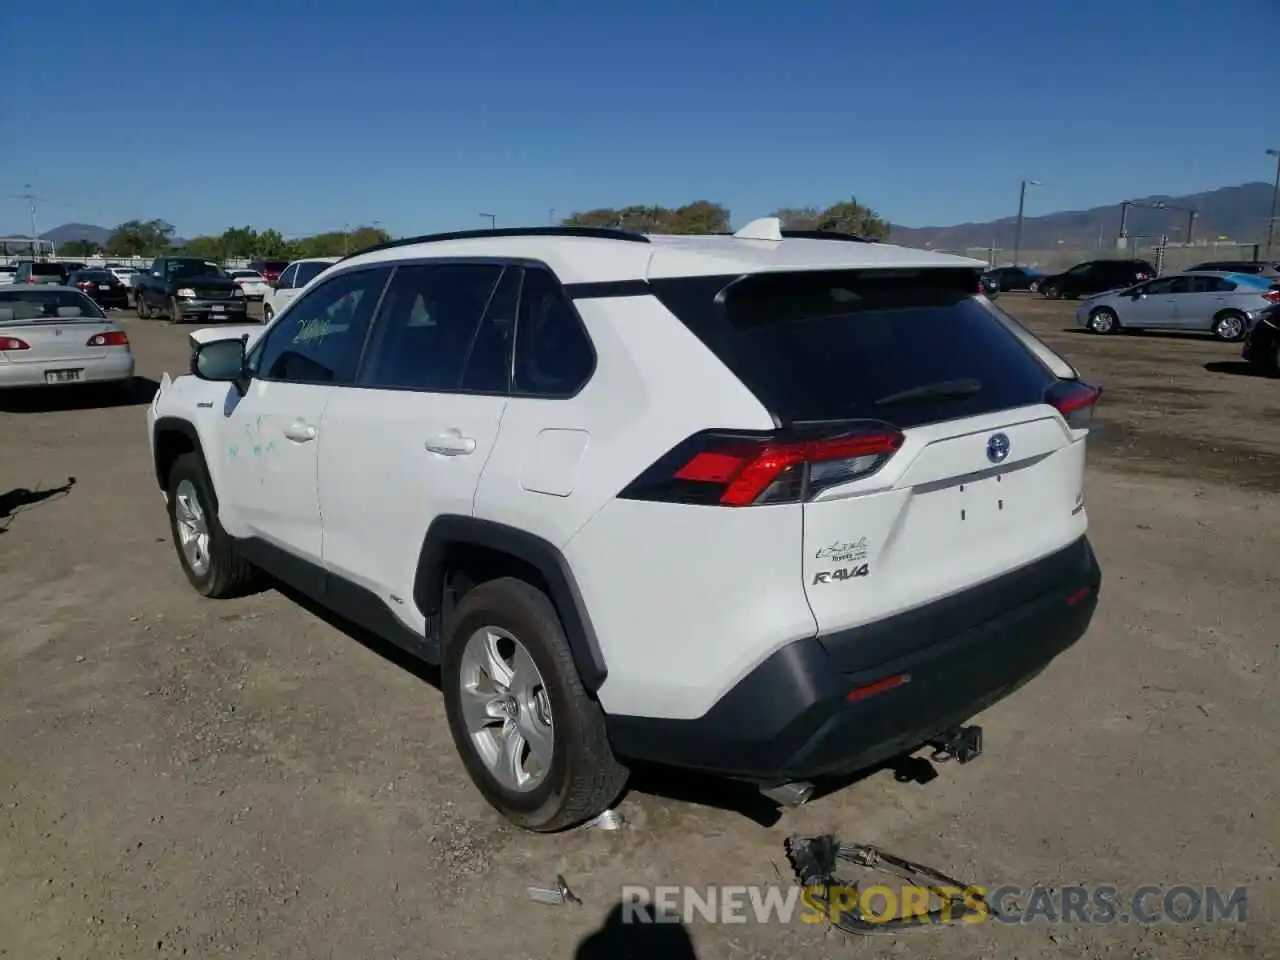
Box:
425 433 476 456
283 420 317 442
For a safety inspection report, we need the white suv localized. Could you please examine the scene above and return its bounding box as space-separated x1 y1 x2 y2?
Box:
146 221 1103 832
260 257 340 324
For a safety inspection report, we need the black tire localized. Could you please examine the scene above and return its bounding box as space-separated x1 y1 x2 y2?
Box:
169 297 184 325
1212 311 1248 343
262 305 274 325
136 291 150 319
442 577 628 832
1087 307 1120 334
1043 284 1061 300
165 452 259 598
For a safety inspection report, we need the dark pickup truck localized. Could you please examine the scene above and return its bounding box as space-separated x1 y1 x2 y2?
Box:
133 256 248 323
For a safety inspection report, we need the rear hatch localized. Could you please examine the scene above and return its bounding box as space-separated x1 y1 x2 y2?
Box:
649 267 1097 655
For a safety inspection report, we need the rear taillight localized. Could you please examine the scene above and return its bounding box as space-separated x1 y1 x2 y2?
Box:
87 331 128 347
0 336 30 350
1046 380 1101 428
1263 290 1280 304
620 427 905 506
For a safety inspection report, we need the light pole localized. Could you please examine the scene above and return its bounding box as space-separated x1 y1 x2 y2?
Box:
1012 179 1040 267
480 212 496 231
548 208 556 226
1266 149 1280 259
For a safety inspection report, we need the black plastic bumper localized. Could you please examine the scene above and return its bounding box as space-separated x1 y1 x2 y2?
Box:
605 536 1102 785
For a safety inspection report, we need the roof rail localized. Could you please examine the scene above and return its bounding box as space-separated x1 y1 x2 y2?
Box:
779 229 873 243
340 225 651 261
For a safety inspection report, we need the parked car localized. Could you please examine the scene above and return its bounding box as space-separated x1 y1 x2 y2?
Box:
13 260 69 286
133 256 247 324
108 265 140 290
1242 301 1280 375
979 271 1000 298
984 266 1046 292
226 268 271 300
68 268 130 310
1188 260 1280 278
0 265 15 285
247 259 290 284
60 261 87 274
261 256 340 323
1040 259 1155 300
1075 271 1280 340
147 223 1102 832
0 286 134 391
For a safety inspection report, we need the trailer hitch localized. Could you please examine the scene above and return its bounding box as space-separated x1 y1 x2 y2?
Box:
926 724 983 764
785 834 994 935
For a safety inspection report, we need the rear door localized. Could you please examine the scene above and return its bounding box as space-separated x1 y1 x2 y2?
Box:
696 268 1090 641
318 260 515 627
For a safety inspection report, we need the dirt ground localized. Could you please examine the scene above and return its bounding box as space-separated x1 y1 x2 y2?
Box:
1 296 1277 959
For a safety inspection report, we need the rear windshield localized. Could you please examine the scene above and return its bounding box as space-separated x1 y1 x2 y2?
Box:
650 268 1056 428
73 270 114 281
32 262 67 276
0 288 105 322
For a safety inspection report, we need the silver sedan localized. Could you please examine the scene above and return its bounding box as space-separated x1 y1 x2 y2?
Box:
1075 271 1280 341
0 286 135 390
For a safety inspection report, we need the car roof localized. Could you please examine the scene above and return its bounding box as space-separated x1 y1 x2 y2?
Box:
290 256 341 265
338 230 984 285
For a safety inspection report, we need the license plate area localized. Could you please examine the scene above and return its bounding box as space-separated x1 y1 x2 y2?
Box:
211 305 225 313
46 369 83 384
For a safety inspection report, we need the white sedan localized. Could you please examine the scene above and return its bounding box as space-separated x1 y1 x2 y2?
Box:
226 269 271 300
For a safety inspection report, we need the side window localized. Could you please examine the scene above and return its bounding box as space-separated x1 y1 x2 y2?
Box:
276 264 299 290
1167 276 1193 295
250 266 391 385
512 268 595 397
1143 278 1175 295
461 266 521 393
294 261 330 288
357 263 504 391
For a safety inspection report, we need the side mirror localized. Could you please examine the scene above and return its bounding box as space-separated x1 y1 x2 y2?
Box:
191 337 248 391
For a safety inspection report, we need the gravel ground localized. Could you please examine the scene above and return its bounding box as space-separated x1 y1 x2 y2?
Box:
1 296 1277 959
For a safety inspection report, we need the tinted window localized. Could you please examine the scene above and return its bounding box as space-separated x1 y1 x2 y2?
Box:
1143 277 1176 295
1167 276 1193 294
1188 276 1230 293
73 270 114 282
276 264 299 289
294 261 331 287
32 262 67 277
252 267 391 385
461 266 520 393
650 268 1055 429
358 263 503 391
166 259 222 279
512 268 594 396
0 288 105 320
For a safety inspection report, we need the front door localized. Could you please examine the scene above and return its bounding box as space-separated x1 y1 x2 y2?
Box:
216 263 394 574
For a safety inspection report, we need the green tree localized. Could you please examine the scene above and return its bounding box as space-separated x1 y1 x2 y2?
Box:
180 235 226 259
561 201 730 234
771 206 825 230
59 239 99 258
772 200 891 239
104 219 176 257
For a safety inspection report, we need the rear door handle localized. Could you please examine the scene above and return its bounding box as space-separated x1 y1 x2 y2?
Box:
425 433 476 456
283 420 317 442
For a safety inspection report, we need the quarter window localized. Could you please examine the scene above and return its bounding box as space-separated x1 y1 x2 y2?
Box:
357 263 504 391
250 266 391 385
276 264 299 289
512 268 594 396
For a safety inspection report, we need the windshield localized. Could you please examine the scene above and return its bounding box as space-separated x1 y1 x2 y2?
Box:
166 259 224 279
0 288 106 322
32 262 68 276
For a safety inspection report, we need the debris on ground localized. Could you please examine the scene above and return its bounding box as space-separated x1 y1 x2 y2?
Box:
583 809 626 831
785 834 992 935
526 875 581 906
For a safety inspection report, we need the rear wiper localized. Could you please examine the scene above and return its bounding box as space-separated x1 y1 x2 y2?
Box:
874 377 982 407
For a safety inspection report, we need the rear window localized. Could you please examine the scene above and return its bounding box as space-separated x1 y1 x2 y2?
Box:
74 270 114 281
0 288 105 321
32 262 67 276
650 268 1056 429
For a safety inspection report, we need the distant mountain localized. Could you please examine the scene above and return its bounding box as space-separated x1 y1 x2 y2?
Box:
39 223 113 245
890 182 1276 252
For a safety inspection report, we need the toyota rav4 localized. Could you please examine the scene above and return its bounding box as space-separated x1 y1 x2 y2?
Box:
146 221 1103 832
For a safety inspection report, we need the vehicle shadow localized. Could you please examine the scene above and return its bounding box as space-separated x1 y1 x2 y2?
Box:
575 902 699 960
1059 327 1220 342
1204 360 1270 378
0 376 159 413
271 581 442 690
0 477 76 534
623 753 942 828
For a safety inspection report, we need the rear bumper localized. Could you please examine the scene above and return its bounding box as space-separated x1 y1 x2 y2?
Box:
0 352 134 388
1243 321 1278 369
605 536 1102 784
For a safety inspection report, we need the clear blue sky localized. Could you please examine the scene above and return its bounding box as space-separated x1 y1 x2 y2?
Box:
3 0 1277 238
